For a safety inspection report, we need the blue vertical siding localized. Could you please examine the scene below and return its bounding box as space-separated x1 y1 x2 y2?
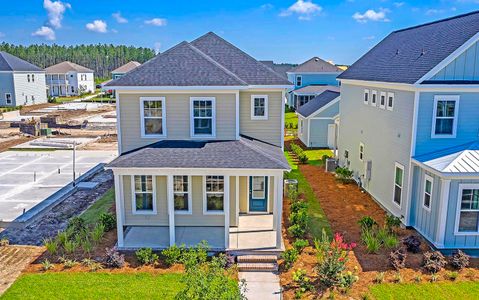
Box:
430 41 479 81
0 73 15 106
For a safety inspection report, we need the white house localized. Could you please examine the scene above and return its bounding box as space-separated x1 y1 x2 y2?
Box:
45 61 94 97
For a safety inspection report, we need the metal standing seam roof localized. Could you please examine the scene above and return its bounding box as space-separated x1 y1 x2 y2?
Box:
45 61 94 73
106 137 290 170
111 61 141 74
297 90 340 118
415 141 479 173
288 57 342 73
0 51 43 72
338 10 479 84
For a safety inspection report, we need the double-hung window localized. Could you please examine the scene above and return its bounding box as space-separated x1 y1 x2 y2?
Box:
5 93 11 105
140 97 166 138
32 74 35 82
432 95 459 138
379 92 386 109
363 89 369 105
359 143 364 161
174 176 191 214
371 90 377 106
132 175 156 214
251 95 268 120
423 175 433 210
27 74 30 82
296 75 302 87
191 97 215 137
393 163 404 206
387 92 394 111
457 185 479 233
204 176 224 214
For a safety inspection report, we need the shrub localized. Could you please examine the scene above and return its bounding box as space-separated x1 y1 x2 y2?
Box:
374 272 385 284
293 239 309 253
385 215 401 232
358 216 377 232
105 247 125 268
181 241 209 269
389 248 407 270
41 259 55 271
282 248 299 270
383 234 399 249
288 224 306 238
450 249 470 270
423 251 447 273
361 230 381 254
63 240 78 254
67 216 87 234
135 248 159 265
292 268 313 299
403 235 421 253
448 271 459 281
335 167 353 183
290 200 307 213
289 209 309 228
43 238 59 256
298 153 309 164
162 244 185 266
0 237 9 246
56 231 69 246
99 212 116 232
91 223 105 244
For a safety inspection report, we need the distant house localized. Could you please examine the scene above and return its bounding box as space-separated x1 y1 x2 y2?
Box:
111 61 141 80
45 61 94 97
0 51 47 106
337 11 479 253
286 57 342 109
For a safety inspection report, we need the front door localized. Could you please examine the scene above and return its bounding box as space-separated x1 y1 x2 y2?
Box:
249 176 268 212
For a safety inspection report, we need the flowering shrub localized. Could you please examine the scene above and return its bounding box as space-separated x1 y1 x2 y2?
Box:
315 229 357 288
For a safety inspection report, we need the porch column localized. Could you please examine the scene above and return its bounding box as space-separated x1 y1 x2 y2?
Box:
167 175 175 246
224 175 230 249
275 173 283 249
435 179 450 248
235 176 239 227
114 174 124 247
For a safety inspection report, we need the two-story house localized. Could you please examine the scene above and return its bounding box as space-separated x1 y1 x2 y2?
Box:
0 51 47 106
105 32 292 251
337 11 479 253
45 61 94 97
286 57 342 109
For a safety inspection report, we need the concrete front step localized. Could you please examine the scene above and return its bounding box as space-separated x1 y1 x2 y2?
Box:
237 255 277 263
238 262 278 272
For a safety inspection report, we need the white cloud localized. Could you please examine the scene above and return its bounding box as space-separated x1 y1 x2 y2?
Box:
43 0 71 29
86 20 108 33
145 18 167 26
112 12 128 24
154 42 161 54
353 9 390 23
32 26 56 40
279 0 322 20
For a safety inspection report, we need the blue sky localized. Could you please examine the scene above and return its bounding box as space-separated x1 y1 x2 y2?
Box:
1 0 478 64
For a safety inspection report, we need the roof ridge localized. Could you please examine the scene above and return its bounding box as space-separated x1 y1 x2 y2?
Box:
186 42 248 85
0 52 13 70
239 137 289 169
394 10 479 33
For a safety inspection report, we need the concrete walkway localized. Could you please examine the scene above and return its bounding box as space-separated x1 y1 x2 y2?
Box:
239 271 281 300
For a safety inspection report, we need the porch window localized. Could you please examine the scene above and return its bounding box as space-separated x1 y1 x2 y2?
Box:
458 187 479 233
133 175 156 214
251 95 268 120
191 97 215 137
174 176 190 213
423 175 433 210
371 90 377 106
140 97 166 137
432 95 459 137
393 163 404 206
205 176 224 213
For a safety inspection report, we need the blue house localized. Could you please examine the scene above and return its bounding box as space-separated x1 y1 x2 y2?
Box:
286 57 342 109
337 11 479 253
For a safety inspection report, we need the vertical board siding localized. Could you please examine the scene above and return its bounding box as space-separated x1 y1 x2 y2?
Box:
430 41 479 81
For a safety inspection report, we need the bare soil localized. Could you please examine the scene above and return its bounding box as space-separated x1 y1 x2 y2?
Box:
0 136 33 153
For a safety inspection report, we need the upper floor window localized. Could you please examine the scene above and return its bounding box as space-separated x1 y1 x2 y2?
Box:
191 97 215 137
5 93 12 105
32 74 35 82
251 95 268 120
296 75 302 87
27 74 30 82
204 175 224 214
387 92 394 111
371 90 377 106
432 95 459 138
132 175 156 214
140 97 166 138
393 163 404 206
363 89 369 105
423 175 433 211
174 176 191 214
359 143 364 161
379 92 386 109
457 185 479 233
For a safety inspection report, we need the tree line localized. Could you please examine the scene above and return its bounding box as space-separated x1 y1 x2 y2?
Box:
0 43 156 79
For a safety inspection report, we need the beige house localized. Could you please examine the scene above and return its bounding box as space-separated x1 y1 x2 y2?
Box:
105 32 292 251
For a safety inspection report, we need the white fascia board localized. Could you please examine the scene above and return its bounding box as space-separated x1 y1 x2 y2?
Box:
411 159 479 179
108 167 289 176
108 85 293 91
286 71 342 75
340 79 479 92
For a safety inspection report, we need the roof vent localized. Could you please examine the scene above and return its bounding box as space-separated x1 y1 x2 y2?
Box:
421 49 426 56
315 58 319 62
395 49 400 55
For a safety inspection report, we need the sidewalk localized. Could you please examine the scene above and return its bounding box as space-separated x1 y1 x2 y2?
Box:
239 271 281 300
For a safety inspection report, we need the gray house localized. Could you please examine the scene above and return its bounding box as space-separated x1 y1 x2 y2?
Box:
0 51 47 106
337 11 479 253
105 32 292 251
111 61 141 80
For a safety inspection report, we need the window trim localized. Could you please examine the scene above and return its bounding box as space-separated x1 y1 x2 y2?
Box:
379 91 386 109
5 93 12 105
250 94 269 120
130 175 157 215
296 75 302 87
454 184 479 235
203 175 225 215
140 96 167 138
190 97 216 138
371 90 377 107
431 95 460 139
422 174 433 211
173 175 192 215
359 142 364 162
392 162 404 208
387 92 394 111
363 89 370 105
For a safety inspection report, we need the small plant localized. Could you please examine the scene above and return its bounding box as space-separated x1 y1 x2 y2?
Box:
423 251 447 273
288 224 306 238
282 248 299 270
62 259 77 268
358 216 377 232
339 271 359 291
56 231 69 246
389 248 407 270
0 237 9 246
289 209 309 229
385 215 401 233
402 235 421 253
81 237 93 256
447 271 459 281
135 247 159 265
41 259 55 271
374 272 385 284
450 249 470 270
91 223 105 244
82 258 103 271
298 153 309 164
383 234 399 249
392 272 403 283
99 212 116 232
293 239 309 253
335 167 353 183
43 238 59 256
361 230 381 254
63 240 78 254
430 273 439 282
67 216 87 234
288 187 299 202
105 247 125 268
292 268 313 299
414 274 422 283
161 244 185 266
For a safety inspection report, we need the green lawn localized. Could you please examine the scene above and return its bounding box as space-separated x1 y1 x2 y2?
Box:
369 282 479 300
0 273 184 300
303 149 333 166
80 188 115 226
285 112 298 129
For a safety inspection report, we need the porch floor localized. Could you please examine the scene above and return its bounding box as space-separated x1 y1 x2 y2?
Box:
228 214 284 251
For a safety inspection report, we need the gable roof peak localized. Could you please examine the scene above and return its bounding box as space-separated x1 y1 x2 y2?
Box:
289 56 342 73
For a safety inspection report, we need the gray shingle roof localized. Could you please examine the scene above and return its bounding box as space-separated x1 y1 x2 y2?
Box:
106 32 292 87
338 11 479 84
289 57 342 73
111 61 141 74
0 51 43 72
45 61 94 73
292 84 339 95
260 61 296 80
297 90 339 118
107 137 290 170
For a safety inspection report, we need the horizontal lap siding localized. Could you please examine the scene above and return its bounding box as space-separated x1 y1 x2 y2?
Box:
13 73 48 106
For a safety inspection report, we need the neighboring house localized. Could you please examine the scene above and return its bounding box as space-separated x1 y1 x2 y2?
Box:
297 90 340 149
105 32 292 251
45 61 94 97
0 51 47 106
286 57 342 109
260 60 296 80
337 11 479 253
111 61 141 80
